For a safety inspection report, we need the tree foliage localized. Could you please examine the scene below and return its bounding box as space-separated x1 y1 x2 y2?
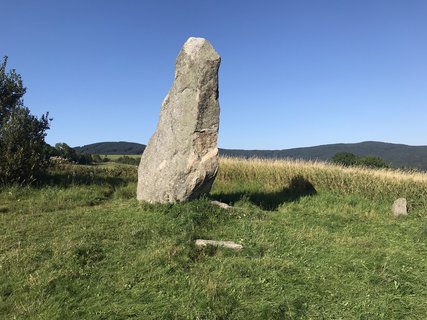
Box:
355 156 389 169
0 57 26 123
331 152 358 167
51 142 103 165
54 142 79 162
331 152 389 169
114 156 141 166
0 56 50 184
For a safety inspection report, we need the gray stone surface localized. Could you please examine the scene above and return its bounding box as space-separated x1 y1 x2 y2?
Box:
211 200 232 209
392 198 408 216
137 37 221 203
195 239 243 250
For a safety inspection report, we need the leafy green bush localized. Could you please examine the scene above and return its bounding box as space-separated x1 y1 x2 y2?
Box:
0 57 50 184
355 156 389 168
91 154 103 163
52 142 95 165
113 155 141 166
54 142 79 162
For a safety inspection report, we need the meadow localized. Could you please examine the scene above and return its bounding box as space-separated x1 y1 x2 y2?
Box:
104 154 141 160
1 158 426 319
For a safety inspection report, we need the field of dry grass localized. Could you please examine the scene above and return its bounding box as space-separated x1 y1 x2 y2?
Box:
215 157 427 212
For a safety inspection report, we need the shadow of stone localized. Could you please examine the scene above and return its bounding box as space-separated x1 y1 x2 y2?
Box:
212 175 317 211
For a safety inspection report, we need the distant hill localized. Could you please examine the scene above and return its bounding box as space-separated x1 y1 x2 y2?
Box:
221 141 427 170
74 141 146 155
74 141 427 171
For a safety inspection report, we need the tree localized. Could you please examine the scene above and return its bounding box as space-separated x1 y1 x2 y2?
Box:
331 152 357 166
331 152 390 169
356 156 389 169
54 142 79 162
0 57 26 123
0 56 51 184
76 153 93 165
53 142 94 164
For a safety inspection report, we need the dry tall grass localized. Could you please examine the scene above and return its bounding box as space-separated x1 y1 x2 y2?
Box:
217 157 427 209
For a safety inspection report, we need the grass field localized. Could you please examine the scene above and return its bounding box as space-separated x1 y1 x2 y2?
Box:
104 154 141 160
1 158 426 319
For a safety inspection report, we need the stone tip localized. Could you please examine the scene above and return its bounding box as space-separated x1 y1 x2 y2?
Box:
183 37 219 60
186 36 207 43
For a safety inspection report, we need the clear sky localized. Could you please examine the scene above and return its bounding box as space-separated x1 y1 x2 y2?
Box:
1 0 426 149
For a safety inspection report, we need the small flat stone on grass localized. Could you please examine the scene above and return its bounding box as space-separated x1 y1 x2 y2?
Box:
195 239 243 250
211 200 232 209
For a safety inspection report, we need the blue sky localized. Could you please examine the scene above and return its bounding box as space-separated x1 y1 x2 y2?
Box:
1 0 426 149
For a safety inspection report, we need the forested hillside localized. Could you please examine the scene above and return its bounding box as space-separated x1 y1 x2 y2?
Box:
74 141 146 155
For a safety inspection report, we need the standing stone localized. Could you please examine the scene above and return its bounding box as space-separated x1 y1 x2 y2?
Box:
137 37 221 203
392 198 408 217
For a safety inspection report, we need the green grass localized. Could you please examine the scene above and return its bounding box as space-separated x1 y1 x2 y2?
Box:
104 154 141 160
1 159 426 319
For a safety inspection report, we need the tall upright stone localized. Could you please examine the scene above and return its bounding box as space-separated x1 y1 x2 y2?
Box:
137 37 221 203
